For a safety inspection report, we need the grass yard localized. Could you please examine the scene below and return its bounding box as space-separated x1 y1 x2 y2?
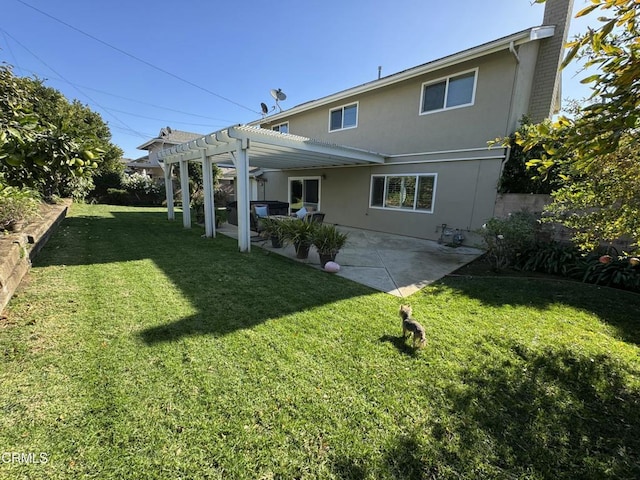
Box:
1 204 639 479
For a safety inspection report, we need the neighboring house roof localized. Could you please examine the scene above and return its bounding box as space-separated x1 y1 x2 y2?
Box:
137 127 203 151
219 166 263 180
126 155 160 169
249 26 555 126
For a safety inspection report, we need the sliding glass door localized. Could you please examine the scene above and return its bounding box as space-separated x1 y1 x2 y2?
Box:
289 176 321 213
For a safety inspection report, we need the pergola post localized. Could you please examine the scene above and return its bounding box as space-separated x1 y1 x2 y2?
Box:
201 150 215 238
233 140 251 252
164 162 175 221
179 159 191 228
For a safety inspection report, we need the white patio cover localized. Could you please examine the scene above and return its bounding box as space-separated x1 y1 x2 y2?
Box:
156 125 386 252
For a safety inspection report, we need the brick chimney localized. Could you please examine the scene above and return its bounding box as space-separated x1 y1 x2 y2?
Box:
527 0 575 122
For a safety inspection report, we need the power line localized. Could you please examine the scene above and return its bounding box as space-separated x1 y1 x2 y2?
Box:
0 27 148 140
102 107 227 129
15 0 260 115
8 65 237 124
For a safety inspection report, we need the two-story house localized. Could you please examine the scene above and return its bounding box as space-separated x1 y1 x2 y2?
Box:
136 127 202 178
157 0 573 252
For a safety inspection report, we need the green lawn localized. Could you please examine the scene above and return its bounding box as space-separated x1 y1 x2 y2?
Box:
1 204 639 479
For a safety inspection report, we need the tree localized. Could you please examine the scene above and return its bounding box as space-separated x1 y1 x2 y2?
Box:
519 0 640 251
543 134 639 251
0 65 123 199
497 118 566 194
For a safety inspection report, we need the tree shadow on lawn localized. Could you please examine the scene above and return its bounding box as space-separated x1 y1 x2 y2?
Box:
429 344 640 479
35 210 375 344
330 434 427 480
425 276 640 347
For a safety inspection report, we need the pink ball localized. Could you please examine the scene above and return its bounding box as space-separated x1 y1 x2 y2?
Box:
324 261 340 273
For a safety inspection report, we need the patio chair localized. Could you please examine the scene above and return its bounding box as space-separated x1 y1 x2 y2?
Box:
250 204 270 233
304 212 325 224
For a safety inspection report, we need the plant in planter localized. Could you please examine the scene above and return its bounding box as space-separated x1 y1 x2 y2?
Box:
312 224 348 267
259 217 289 248
281 218 318 259
0 183 41 232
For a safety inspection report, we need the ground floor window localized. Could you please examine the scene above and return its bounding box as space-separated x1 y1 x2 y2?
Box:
370 174 436 213
289 177 321 212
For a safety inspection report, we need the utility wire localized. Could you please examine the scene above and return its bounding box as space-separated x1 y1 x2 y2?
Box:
1 29 21 71
8 65 236 124
0 28 148 140
103 107 227 129
15 0 261 115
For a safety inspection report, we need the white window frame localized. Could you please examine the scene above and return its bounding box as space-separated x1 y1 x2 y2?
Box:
369 173 437 213
328 102 359 132
419 68 478 115
272 122 289 134
288 176 322 212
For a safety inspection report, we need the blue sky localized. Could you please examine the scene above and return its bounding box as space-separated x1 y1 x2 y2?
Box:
1 0 596 160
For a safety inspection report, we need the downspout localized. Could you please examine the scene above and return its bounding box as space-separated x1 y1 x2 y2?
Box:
494 145 512 217
504 41 522 137
509 41 520 64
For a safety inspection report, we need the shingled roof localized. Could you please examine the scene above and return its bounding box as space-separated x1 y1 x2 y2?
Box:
137 127 203 151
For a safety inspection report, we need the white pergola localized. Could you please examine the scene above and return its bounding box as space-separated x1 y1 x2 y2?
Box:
156 125 386 252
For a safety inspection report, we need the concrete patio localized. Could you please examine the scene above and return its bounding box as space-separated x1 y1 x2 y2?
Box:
219 223 484 297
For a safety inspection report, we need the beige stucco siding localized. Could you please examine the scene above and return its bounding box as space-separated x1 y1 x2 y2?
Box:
260 155 503 241
261 50 518 155
254 48 522 241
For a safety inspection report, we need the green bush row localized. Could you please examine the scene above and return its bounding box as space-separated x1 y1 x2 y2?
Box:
92 172 165 206
477 210 640 292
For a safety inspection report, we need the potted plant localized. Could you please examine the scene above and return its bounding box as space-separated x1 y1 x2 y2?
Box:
259 217 287 248
312 224 348 267
0 184 41 232
281 219 318 259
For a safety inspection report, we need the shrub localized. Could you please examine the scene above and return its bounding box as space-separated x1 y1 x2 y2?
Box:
60 175 95 201
571 254 640 293
518 241 640 293
120 173 164 205
477 211 539 271
518 241 582 276
104 188 130 205
92 172 123 199
0 183 41 230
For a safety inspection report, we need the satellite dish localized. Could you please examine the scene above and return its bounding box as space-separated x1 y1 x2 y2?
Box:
260 102 269 115
269 88 287 112
270 88 287 101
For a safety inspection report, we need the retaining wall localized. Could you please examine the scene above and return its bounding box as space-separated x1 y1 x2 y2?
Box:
0 200 71 313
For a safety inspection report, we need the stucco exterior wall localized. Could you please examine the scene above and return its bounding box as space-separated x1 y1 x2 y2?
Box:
254 49 522 242
260 50 519 155
261 154 504 242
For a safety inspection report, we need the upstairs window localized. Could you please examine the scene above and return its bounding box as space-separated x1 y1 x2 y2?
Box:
420 69 477 114
272 122 289 134
329 103 358 131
